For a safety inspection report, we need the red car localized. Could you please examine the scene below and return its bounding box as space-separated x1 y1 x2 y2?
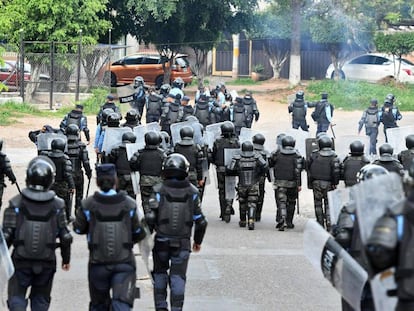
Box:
0 61 31 91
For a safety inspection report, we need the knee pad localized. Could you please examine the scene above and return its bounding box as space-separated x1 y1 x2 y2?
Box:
112 272 138 306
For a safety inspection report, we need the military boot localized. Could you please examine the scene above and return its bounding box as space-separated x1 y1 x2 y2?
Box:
239 209 247 227
286 205 295 229
248 219 255 230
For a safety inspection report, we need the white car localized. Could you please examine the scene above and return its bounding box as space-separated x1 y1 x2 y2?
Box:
325 53 414 83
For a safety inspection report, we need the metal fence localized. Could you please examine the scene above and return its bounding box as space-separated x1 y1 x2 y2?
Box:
3 41 111 108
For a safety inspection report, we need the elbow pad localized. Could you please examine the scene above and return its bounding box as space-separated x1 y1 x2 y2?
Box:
194 216 208 245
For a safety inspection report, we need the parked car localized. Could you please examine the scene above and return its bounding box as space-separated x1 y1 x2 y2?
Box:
325 53 414 83
100 53 193 88
0 61 31 90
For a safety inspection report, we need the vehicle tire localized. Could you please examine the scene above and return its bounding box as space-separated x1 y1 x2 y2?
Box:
155 75 164 89
331 71 345 80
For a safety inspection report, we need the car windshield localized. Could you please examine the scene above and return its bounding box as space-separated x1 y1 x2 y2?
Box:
176 57 189 67
398 58 414 66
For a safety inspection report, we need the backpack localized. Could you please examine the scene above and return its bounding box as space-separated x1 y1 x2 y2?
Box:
365 110 378 128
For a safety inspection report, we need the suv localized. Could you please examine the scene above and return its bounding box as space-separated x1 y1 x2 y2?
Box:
102 53 193 88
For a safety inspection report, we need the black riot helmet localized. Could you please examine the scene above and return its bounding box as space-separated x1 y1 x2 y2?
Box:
122 132 136 143
379 143 393 156
26 156 56 191
180 126 194 140
173 77 184 89
133 76 144 88
357 164 388 183
145 131 160 146
184 115 198 123
160 131 170 144
162 153 189 180
51 138 66 151
252 133 266 146
221 121 235 138
160 83 171 96
276 133 286 147
241 141 254 156
386 93 395 104
282 135 296 148
107 112 121 127
126 109 139 122
318 135 332 149
66 124 80 136
406 135 414 149
101 108 114 125
350 140 364 156
296 90 304 101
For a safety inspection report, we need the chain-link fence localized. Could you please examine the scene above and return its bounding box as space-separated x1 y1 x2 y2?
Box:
1 41 112 108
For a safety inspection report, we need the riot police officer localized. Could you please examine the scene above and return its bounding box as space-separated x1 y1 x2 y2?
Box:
373 143 404 176
307 135 340 230
122 109 140 129
173 126 204 188
312 93 334 135
398 134 414 171
181 96 194 121
252 133 269 221
107 132 137 198
0 139 17 211
194 94 212 129
130 131 166 215
65 124 92 211
159 131 173 155
96 94 121 125
288 90 314 131
3 156 72 311
269 135 304 230
73 163 147 311
147 153 207 311
209 121 240 222
42 138 75 221
159 84 171 99
228 97 248 137
242 91 260 128
95 111 121 163
131 76 146 120
379 94 402 142
146 89 164 123
160 95 184 136
60 104 90 144
340 140 370 187
228 141 267 230
169 77 185 99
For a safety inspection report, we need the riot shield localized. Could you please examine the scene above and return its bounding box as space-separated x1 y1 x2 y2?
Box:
205 122 225 150
135 198 154 279
101 127 132 154
239 127 258 144
0 226 14 300
335 135 370 160
37 132 67 152
285 128 310 156
304 220 368 311
354 173 404 245
386 125 414 155
370 268 397 311
170 120 203 146
327 187 352 225
126 143 141 194
133 122 160 151
116 84 135 104
224 148 240 199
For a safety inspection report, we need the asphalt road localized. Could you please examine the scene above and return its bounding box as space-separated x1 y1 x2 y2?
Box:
1 146 341 311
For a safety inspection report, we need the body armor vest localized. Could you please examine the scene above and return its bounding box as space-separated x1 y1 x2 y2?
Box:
374 160 402 175
243 98 255 120
292 100 306 120
67 111 82 127
273 153 296 181
13 196 59 261
194 101 210 127
238 156 257 186
84 193 134 263
310 154 334 181
233 104 247 127
48 152 67 182
175 144 198 171
214 138 239 167
167 102 181 123
343 156 368 186
399 150 414 171
114 147 131 175
156 184 195 238
182 106 194 120
147 95 162 116
67 141 81 171
139 148 164 176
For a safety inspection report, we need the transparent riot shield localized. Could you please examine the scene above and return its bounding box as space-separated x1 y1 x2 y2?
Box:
133 122 160 151
386 125 414 155
224 148 240 199
0 226 14 301
354 173 404 245
370 268 397 311
36 132 67 152
116 84 135 104
304 220 368 311
126 143 141 194
135 197 154 278
335 135 370 160
285 128 310 157
239 127 258 144
328 187 351 225
101 127 132 154
170 120 203 146
205 122 225 150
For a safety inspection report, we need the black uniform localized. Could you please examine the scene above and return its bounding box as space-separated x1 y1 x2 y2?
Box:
373 144 404 177
380 99 402 142
147 154 207 311
288 91 314 131
96 100 121 125
242 93 260 128
228 98 248 137
59 105 90 143
252 134 269 222
269 137 304 230
398 135 414 171
308 136 341 230
194 96 212 129
146 93 163 123
0 140 17 211
174 137 203 188
160 100 184 136
74 164 146 311
2 157 72 311
228 142 267 230
210 126 240 221
66 129 92 211
340 142 370 187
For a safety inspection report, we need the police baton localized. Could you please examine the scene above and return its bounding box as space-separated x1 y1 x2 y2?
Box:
199 176 207 203
86 177 91 198
330 123 336 139
15 181 21 194
296 191 300 215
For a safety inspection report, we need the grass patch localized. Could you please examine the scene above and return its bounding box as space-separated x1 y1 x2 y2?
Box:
0 102 43 125
227 78 259 86
306 80 414 111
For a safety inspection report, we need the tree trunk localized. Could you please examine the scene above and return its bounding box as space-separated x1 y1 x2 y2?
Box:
289 0 302 86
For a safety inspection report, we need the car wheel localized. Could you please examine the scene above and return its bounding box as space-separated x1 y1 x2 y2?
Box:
155 76 164 89
331 70 345 80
